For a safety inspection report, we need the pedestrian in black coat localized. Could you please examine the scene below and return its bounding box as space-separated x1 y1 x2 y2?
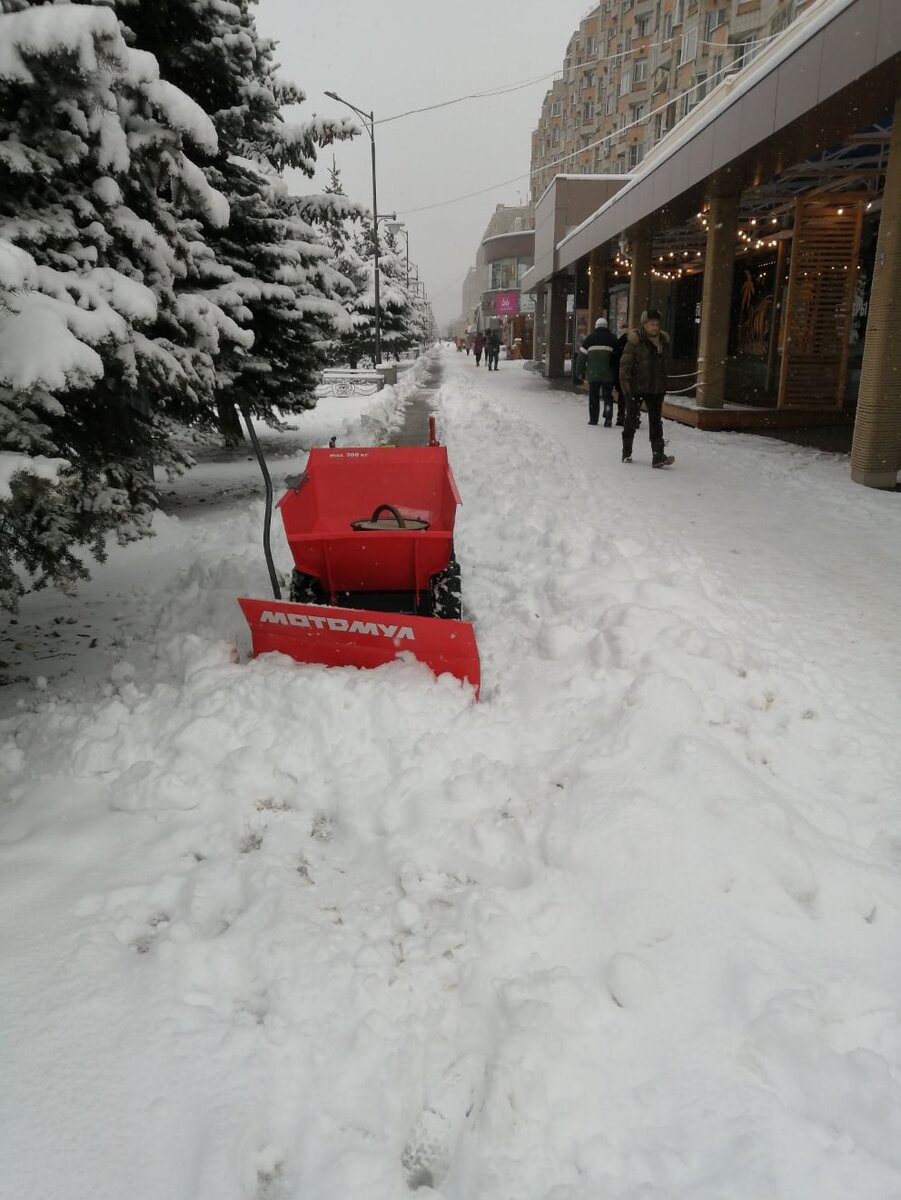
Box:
618 309 674 467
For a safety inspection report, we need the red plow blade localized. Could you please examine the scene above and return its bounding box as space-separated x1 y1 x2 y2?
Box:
238 597 480 697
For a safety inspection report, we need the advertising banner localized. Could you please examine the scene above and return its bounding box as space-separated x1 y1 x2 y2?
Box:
494 291 520 316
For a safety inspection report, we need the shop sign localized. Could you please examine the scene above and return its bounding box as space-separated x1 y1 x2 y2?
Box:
495 291 520 316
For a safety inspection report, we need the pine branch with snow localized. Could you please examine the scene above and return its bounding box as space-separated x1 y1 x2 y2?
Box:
0 1 235 608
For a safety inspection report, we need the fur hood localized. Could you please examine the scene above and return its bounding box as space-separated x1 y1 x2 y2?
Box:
627 328 670 345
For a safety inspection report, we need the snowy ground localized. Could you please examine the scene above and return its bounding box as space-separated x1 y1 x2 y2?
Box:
3 346 901 1200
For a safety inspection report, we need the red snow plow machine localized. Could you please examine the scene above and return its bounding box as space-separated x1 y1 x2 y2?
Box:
238 418 480 696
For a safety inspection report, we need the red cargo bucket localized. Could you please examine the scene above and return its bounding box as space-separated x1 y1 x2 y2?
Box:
279 446 460 595
238 597 480 696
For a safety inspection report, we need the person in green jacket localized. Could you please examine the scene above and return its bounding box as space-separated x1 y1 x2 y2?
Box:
576 317 619 425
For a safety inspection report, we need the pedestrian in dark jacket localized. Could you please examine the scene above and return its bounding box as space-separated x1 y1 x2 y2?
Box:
613 330 629 425
576 317 619 425
473 330 485 366
485 329 501 370
618 309 674 467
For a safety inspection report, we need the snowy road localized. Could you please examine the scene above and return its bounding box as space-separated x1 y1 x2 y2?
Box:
2 347 900 1200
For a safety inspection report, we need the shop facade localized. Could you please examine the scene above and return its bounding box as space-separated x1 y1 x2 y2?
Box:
521 0 901 488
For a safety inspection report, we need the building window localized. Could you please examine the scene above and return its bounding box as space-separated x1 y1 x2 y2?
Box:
619 68 632 95
730 33 759 67
634 57 648 82
705 8 728 40
679 25 698 65
490 257 521 290
636 14 652 38
552 126 561 144
551 100 561 116
606 91 616 115
653 111 663 140
630 102 646 124
673 0 685 26
583 69 595 88
694 72 707 102
662 13 673 40
628 143 644 168
583 101 594 121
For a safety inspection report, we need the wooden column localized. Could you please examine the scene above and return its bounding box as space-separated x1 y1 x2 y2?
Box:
779 195 863 409
696 194 739 409
627 225 652 330
533 286 546 371
764 237 787 396
587 247 606 328
546 275 568 379
851 90 901 488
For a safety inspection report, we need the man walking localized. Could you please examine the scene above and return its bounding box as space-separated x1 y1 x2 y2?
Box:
618 309 674 467
576 316 619 425
613 329 629 426
485 328 501 370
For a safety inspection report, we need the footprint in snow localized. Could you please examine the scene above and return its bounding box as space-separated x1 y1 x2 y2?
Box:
401 1055 484 1191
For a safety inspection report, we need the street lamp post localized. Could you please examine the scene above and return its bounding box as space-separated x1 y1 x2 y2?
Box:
324 89 384 365
386 221 409 288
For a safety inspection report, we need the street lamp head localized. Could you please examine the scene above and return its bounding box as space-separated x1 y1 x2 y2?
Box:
324 90 373 129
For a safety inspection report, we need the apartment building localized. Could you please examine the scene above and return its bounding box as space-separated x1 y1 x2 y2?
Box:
530 0 818 202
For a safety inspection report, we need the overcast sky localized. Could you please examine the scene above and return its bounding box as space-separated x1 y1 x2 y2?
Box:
255 0 593 326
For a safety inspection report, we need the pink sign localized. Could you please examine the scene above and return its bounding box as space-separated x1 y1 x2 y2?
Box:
494 291 520 316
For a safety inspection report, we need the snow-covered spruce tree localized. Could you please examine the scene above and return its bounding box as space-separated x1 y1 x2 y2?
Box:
117 0 357 443
337 219 412 367
378 227 417 361
0 3 237 610
407 288 435 355
314 161 368 367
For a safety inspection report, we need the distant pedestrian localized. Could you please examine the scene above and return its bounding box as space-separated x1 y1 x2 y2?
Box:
618 309 674 467
474 330 485 366
576 316 619 425
485 329 501 370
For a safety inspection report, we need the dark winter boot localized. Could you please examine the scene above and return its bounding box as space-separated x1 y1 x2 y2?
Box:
652 453 675 468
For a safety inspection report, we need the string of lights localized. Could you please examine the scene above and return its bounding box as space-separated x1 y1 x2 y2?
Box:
397 53 747 218
377 29 786 128
378 71 562 125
